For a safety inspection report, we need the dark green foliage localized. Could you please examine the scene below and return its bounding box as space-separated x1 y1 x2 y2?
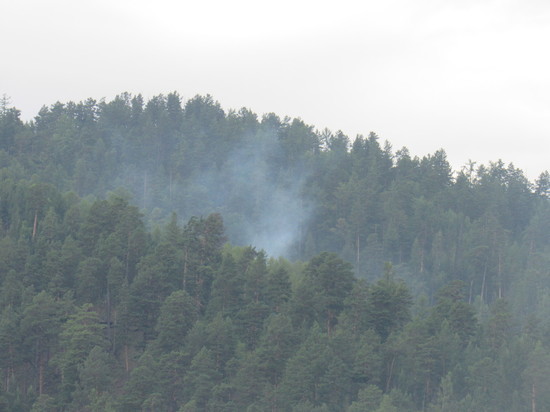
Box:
278 325 331 408
153 290 196 353
119 351 160 411
0 93 546 411
348 384 383 411
256 313 298 385
300 252 355 335
228 351 267 409
55 303 109 403
207 253 242 317
429 281 477 346
367 264 412 341
185 347 221 409
265 265 292 312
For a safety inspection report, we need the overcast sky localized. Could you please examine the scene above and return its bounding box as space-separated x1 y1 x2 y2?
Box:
1 0 548 180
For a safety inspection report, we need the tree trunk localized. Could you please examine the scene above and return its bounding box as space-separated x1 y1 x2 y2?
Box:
169 169 173 202
142 171 147 209
498 251 502 299
386 355 395 392
111 309 117 354
532 382 536 412
32 210 38 239
106 285 112 345
419 243 425 274
480 256 488 306
356 233 360 267
183 248 188 289
38 353 44 396
423 377 430 411
125 233 131 281
125 344 129 374
326 310 333 337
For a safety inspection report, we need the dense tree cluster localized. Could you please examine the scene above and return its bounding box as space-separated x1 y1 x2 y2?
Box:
0 93 548 410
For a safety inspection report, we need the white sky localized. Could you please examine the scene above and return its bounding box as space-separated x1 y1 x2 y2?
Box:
1 0 549 180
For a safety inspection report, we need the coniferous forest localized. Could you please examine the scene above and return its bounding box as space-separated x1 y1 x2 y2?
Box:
0 93 549 411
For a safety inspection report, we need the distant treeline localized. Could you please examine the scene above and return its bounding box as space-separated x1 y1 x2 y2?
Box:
0 93 548 410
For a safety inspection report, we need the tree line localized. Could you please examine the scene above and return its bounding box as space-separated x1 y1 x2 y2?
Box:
0 93 548 410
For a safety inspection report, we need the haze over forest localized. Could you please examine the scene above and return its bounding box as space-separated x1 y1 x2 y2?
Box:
0 93 548 411
4 1 550 182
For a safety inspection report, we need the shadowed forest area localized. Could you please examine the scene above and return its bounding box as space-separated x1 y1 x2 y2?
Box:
0 93 549 411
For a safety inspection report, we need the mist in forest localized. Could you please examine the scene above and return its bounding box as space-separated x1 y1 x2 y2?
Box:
188 128 311 258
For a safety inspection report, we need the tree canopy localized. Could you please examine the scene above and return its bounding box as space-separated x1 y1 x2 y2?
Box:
0 93 547 411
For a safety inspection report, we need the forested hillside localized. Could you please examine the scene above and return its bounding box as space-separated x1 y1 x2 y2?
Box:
0 93 548 411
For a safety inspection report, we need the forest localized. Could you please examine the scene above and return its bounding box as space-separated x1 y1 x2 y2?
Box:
0 92 549 411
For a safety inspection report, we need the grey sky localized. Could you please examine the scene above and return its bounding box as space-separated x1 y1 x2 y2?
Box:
2 0 549 180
